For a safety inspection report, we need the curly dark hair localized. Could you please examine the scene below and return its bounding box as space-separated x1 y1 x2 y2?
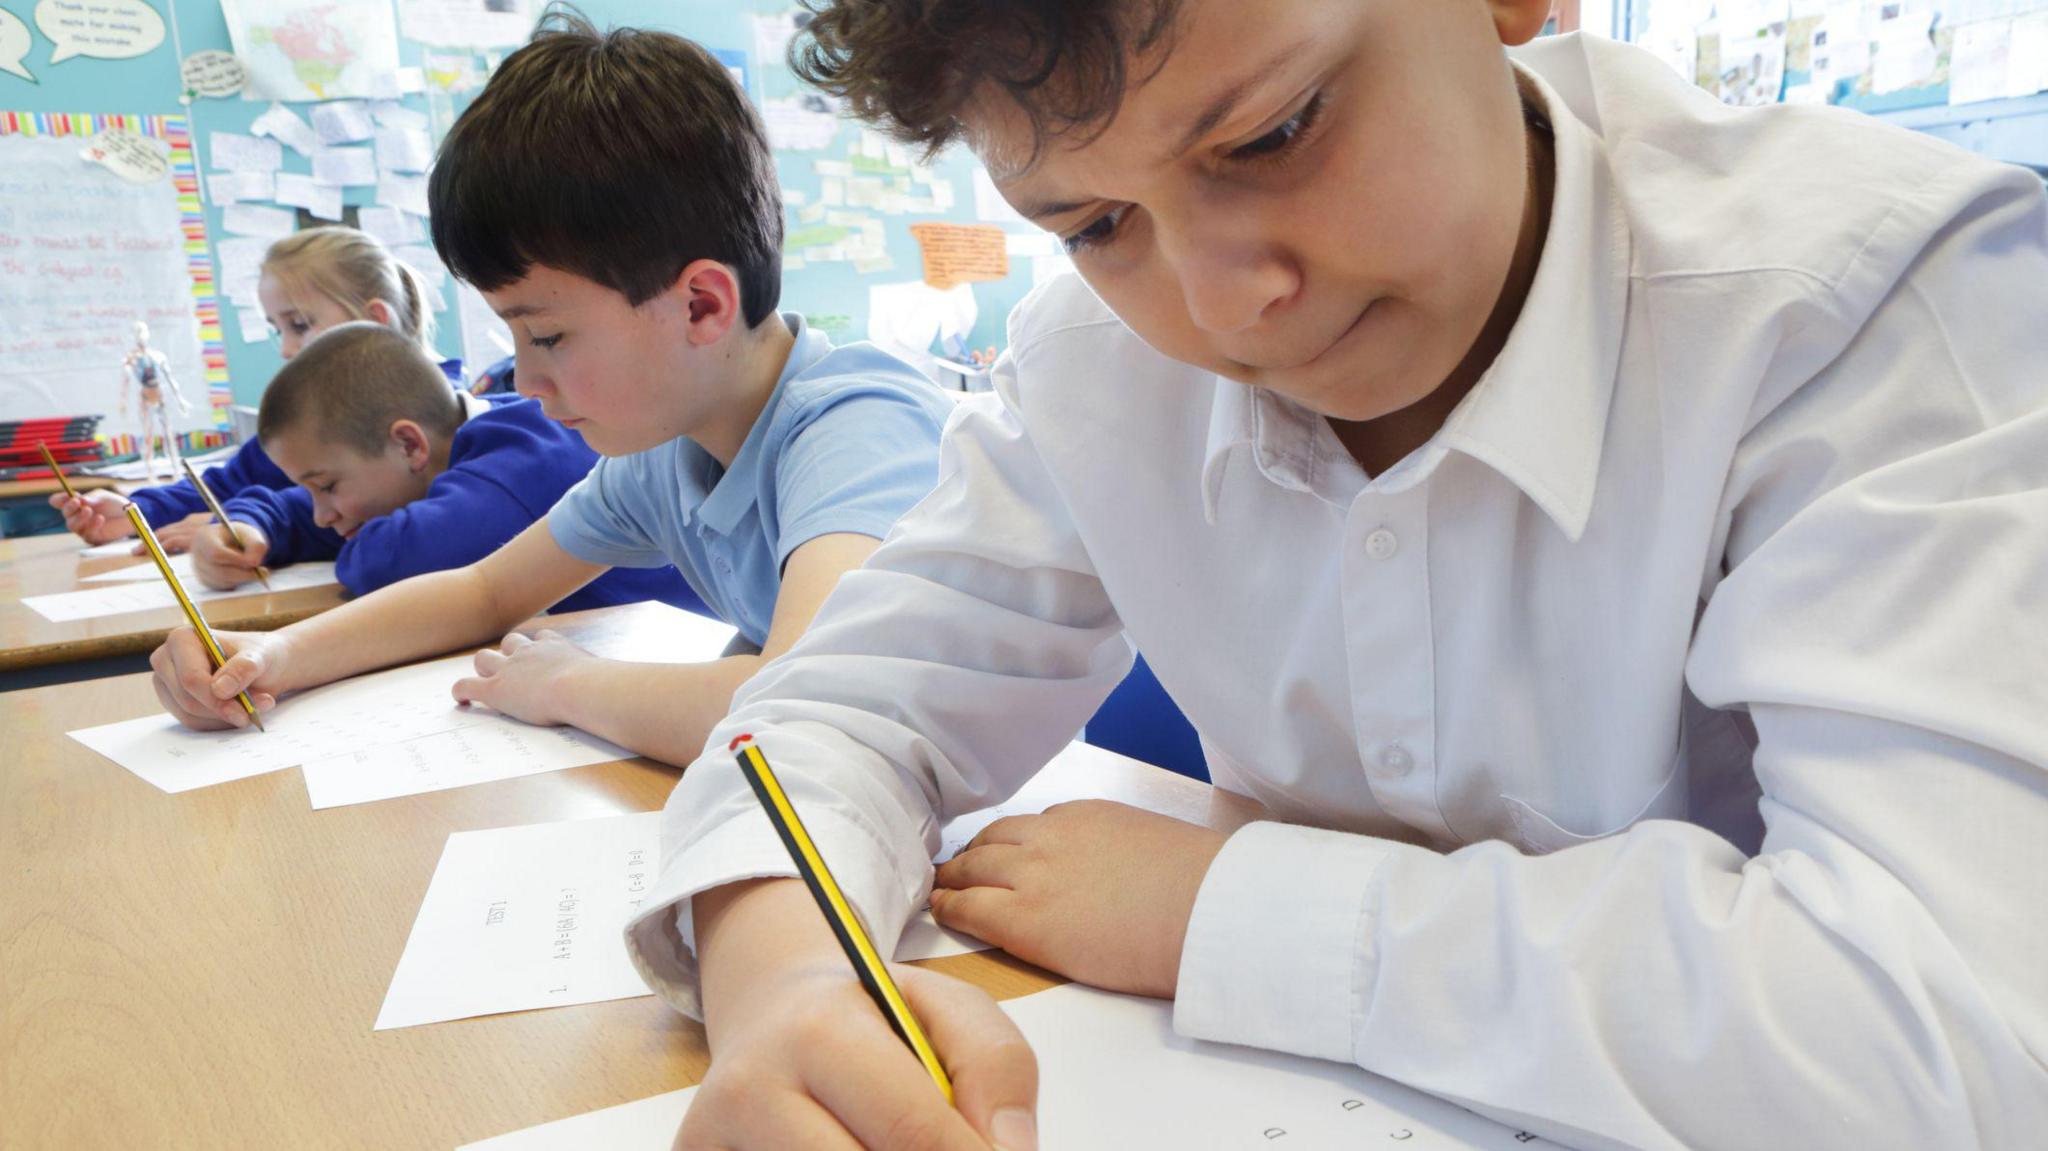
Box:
790 0 1182 164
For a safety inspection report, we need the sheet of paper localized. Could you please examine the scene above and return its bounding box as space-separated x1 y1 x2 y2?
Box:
69 650 533 793
309 100 376 144
221 202 298 239
376 173 430 215
237 306 271 344
460 983 1557 1149
22 560 336 623
250 102 317 155
1950 20 2011 106
373 124 433 173
355 205 423 247
80 539 143 557
208 169 274 202
274 170 344 219
208 131 282 172
81 551 200 582
375 811 661 1029
301 720 635 810
312 146 379 187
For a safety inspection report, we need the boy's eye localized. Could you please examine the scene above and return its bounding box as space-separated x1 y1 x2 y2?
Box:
1061 205 1131 256
1228 90 1326 162
528 333 562 350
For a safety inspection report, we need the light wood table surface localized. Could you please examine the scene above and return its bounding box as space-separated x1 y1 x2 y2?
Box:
1 600 1246 1149
0 532 347 672
0 473 120 501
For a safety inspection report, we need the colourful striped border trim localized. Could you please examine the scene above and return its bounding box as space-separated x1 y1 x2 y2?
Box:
0 111 233 454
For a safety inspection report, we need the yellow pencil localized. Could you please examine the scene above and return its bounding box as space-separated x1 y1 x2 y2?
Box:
179 457 272 591
36 440 80 500
123 503 266 733
730 735 953 1102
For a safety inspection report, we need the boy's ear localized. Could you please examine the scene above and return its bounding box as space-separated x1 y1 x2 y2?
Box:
672 258 745 347
388 419 434 471
1488 0 1556 46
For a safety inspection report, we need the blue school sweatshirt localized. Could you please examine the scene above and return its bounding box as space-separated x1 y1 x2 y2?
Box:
124 358 467 528
221 393 704 615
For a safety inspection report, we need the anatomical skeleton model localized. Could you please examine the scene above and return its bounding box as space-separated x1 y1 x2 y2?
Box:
122 321 191 480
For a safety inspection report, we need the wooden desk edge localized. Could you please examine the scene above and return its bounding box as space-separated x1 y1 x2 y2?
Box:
0 598 334 671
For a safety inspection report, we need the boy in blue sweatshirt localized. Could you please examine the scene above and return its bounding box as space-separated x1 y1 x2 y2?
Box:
150 14 952 770
190 322 693 617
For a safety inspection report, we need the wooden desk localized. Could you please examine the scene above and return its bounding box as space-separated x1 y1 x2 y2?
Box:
1 601 1237 1149
0 532 346 672
0 473 120 501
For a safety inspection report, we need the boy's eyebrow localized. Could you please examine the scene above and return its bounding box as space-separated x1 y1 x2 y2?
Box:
1166 34 1319 161
293 469 327 484
1010 34 1321 222
495 304 548 320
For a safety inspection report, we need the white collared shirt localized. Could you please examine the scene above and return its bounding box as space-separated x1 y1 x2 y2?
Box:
628 34 2048 1150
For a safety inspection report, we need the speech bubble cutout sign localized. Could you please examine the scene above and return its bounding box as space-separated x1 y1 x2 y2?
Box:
181 49 247 98
37 0 166 65
80 130 169 183
0 10 35 82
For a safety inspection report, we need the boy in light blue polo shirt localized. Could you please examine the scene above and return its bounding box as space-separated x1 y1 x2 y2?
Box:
548 313 950 649
143 18 954 770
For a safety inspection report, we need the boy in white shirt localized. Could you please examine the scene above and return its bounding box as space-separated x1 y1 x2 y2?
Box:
634 2 2048 1148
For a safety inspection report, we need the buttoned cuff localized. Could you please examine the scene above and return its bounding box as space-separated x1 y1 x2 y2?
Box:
1172 820 1397 1063
622 804 921 1023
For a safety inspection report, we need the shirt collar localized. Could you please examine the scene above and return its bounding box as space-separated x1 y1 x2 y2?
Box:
1201 61 1630 541
695 312 832 535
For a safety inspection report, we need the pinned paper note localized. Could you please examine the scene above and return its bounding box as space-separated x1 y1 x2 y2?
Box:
310 101 375 144
373 124 432 173
224 0 403 101
209 131 282 173
36 0 165 64
312 145 378 187
237 306 271 344
356 205 422 247
971 166 1026 225
376 173 430 215
208 169 275 203
80 130 167 184
251 103 317 155
221 202 297 239
908 222 1009 290
275 171 344 220
181 49 247 98
0 9 34 82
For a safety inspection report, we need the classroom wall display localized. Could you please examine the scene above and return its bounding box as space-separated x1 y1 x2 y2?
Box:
0 0 1057 414
0 111 233 454
1628 0 2048 111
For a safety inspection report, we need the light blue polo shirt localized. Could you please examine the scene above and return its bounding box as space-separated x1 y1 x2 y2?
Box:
547 313 954 646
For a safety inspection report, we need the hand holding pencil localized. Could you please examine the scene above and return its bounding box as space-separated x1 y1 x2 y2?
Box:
180 458 272 590
671 737 1041 1151
126 503 267 733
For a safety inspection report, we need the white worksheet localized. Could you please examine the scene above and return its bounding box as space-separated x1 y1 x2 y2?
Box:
377 810 991 1031
301 720 634 809
71 653 538 793
376 811 664 1030
23 560 337 622
79 540 144 558
458 983 1557 1150
81 552 200 582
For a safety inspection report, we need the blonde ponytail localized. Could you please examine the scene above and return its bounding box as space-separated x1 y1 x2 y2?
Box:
262 226 438 352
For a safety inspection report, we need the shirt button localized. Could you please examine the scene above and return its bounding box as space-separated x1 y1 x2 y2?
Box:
1380 744 1414 775
1364 528 1398 560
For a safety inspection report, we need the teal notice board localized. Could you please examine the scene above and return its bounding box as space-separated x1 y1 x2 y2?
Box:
0 0 1048 407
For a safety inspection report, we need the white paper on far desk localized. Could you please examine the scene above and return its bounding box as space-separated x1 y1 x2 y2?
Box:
81 551 199 582
459 983 1558 1150
69 653 580 794
23 560 338 622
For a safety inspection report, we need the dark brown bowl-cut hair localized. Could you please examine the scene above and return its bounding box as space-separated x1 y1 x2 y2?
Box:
431 7 784 326
790 0 1182 165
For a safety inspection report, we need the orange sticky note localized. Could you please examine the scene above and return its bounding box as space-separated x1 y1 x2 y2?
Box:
908 223 1009 290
